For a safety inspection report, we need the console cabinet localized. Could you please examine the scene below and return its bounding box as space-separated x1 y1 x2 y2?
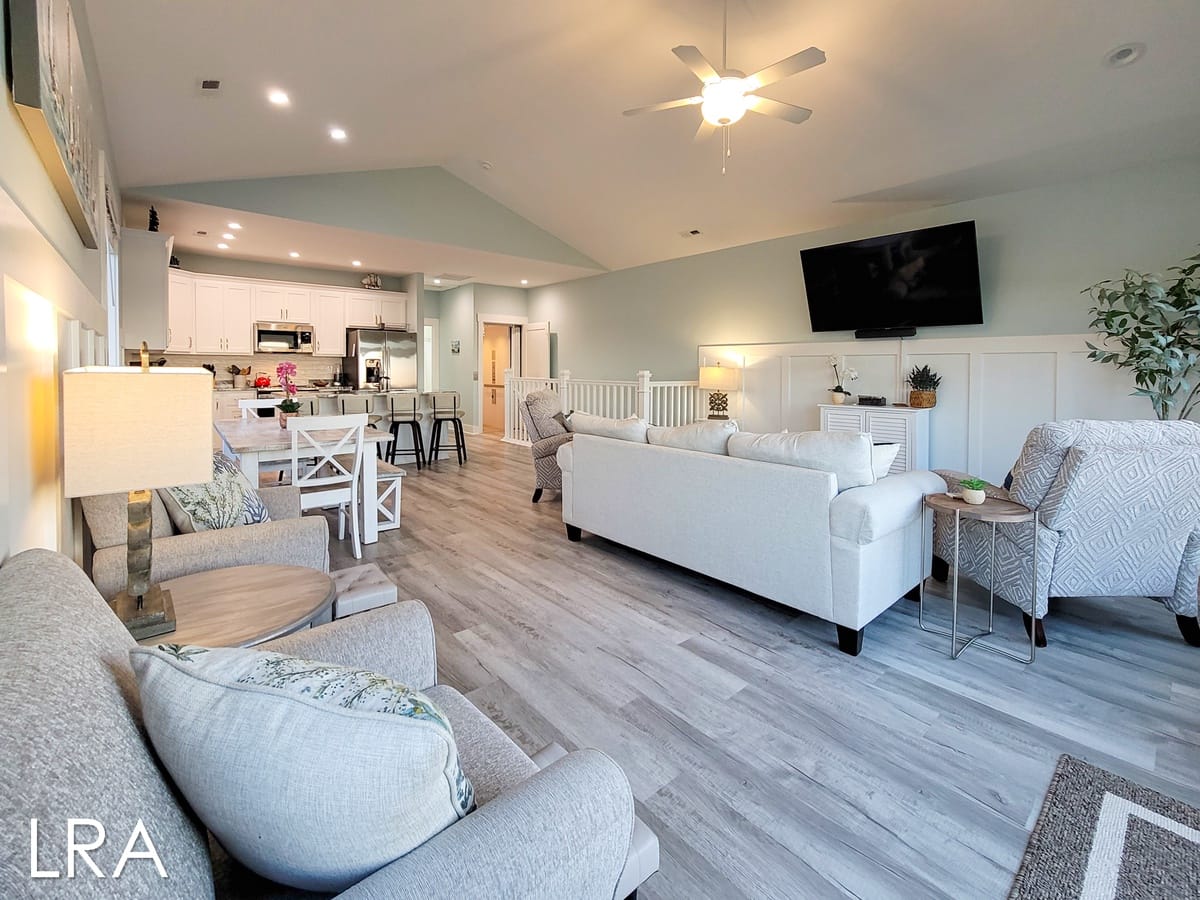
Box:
818 403 931 474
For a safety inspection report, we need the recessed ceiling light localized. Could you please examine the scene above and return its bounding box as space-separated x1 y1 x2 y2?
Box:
521 279 528 285
1104 42 1145 68
288 251 300 258
267 88 290 106
228 222 243 230
351 260 362 267
329 127 347 141
433 278 441 285
217 243 229 250
222 233 235 240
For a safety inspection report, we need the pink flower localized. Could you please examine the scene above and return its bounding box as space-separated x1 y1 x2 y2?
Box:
276 361 298 397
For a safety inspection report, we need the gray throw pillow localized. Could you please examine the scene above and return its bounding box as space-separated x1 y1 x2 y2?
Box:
129 644 475 892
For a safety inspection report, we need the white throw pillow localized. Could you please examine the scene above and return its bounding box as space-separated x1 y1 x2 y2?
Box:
646 420 738 455
727 431 876 491
566 411 649 443
871 443 901 479
159 453 271 533
129 645 474 892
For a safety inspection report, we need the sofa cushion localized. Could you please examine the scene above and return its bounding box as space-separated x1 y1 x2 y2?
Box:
647 420 738 455
159 454 272 533
871 443 901 479
567 412 649 443
0 550 215 898
129 644 475 892
81 490 175 548
728 431 875 491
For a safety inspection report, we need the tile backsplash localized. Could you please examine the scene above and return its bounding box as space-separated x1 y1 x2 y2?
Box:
126 352 344 387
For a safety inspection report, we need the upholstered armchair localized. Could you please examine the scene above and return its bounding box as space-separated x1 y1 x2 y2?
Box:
519 389 573 502
933 419 1200 647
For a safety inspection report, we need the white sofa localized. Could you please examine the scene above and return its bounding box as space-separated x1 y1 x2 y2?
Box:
557 432 946 654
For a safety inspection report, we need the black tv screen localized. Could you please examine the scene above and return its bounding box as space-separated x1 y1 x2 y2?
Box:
800 221 984 332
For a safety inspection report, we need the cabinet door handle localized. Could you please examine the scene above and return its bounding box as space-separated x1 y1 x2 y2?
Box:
188 336 192 349
168 327 172 345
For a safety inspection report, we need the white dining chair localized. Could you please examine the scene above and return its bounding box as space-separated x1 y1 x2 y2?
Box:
287 413 368 559
239 397 282 419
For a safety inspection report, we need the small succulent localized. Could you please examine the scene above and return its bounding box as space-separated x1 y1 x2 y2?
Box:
959 477 988 491
906 365 942 391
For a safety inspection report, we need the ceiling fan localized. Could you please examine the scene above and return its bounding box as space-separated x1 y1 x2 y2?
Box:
623 1 826 172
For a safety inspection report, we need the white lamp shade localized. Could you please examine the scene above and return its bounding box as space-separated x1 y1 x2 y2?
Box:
62 367 214 497
698 365 741 393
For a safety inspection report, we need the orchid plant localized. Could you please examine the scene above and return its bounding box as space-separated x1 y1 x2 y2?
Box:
275 361 301 413
829 356 859 394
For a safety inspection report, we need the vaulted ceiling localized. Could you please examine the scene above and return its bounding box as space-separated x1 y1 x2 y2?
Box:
86 0 1200 284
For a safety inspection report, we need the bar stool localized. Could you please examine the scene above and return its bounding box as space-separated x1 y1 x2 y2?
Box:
427 391 468 465
339 394 387 459
386 394 425 470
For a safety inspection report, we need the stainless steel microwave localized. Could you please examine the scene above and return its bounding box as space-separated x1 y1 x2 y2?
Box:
254 322 314 354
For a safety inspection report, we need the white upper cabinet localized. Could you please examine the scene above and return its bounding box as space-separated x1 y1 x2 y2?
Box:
253 286 312 323
346 293 410 329
167 272 195 353
314 291 347 357
195 280 252 354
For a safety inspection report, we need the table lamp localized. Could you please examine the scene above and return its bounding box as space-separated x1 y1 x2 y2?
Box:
698 363 741 420
62 354 213 639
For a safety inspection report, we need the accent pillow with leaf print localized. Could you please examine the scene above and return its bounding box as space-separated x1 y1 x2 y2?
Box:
159 453 271 533
129 643 475 892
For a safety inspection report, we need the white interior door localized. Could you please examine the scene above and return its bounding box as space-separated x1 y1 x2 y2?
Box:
524 322 550 378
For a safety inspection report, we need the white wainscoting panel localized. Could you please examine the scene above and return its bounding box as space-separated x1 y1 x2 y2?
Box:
701 334 1153 483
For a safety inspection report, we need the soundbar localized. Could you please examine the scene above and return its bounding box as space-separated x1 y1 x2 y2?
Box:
854 326 916 339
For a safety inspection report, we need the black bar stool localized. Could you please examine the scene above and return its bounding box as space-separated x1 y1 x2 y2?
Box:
427 391 467 465
386 394 426 470
340 394 387 459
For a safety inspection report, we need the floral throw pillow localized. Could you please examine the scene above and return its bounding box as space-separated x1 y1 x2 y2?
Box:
129 644 475 891
159 453 271 533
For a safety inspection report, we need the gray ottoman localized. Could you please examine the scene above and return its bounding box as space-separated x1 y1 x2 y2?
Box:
331 563 398 619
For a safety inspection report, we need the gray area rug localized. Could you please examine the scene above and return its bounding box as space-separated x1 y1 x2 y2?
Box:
1010 755 1200 899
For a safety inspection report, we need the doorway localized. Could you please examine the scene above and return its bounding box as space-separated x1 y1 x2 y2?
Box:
481 323 512 435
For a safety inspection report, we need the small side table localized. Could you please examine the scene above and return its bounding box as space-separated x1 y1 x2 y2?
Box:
919 493 1039 663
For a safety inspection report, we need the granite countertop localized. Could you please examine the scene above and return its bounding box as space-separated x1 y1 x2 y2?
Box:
215 383 420 397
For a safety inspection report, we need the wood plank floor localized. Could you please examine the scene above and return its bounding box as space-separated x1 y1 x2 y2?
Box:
328 435 1200 900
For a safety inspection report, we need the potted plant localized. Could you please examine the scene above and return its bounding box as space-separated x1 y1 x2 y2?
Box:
828 356 859 405
906 364 942 408
275 361 302 428
1085 248 1200 420
959 477 988 505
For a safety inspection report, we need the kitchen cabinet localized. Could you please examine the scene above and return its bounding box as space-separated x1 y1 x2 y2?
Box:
166 272 195 352
253 286 312 324
313 291 347 357
346 293 409 329
195 280 253 354
119 228 174 350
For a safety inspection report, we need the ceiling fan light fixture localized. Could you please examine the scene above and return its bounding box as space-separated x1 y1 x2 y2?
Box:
701 77 748 126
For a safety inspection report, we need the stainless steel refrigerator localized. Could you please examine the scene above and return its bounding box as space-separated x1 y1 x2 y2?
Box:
343 329 418 390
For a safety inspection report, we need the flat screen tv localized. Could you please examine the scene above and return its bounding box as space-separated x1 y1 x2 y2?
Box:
800 221 983 334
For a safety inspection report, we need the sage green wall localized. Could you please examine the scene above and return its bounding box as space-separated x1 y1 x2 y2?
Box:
529 156 1200 381
437 285 477 425
174 252 407 292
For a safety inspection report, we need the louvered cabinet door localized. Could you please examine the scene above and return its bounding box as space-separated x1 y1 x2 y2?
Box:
818 404 931 474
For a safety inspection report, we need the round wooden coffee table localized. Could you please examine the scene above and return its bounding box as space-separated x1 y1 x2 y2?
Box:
918 492 1039 663
138 565 336 648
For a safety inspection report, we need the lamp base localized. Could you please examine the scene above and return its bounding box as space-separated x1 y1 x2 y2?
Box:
109 585 177 641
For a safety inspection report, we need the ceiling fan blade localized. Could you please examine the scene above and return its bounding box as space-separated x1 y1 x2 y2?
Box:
623 96 703 117
694 119 717 142
745 95 813 124
743 46 826 91
672 45 721 84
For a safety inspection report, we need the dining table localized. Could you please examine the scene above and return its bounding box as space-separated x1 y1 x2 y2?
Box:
214 417 392 545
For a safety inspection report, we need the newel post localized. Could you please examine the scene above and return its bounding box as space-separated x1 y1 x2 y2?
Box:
636 370 652 420
557 369 571 407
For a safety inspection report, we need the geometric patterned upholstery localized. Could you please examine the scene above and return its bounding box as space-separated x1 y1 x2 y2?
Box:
520 390 573 493
934 419 1200 618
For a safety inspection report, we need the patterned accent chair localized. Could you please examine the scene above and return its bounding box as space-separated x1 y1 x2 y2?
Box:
933 419 1200 647
518 389 573 503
